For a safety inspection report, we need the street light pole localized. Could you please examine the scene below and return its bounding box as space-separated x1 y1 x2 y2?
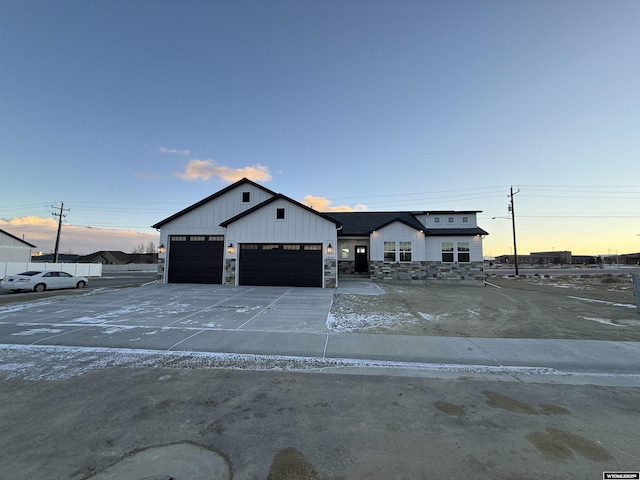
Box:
509 186 520 276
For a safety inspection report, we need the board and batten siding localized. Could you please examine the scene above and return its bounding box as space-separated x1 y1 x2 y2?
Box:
425 235 483 262
370 222 426 262
415 213 479 228
158 185 275 244
224 198 338 245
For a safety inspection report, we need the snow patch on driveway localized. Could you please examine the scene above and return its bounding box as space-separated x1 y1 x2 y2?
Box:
11 328 63 336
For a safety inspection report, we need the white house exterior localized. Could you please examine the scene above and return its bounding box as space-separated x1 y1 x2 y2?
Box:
0 229 36 263
152 178 488 288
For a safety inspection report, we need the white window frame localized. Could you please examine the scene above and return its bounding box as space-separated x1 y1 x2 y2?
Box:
384 242 396 262
457 242 470 263
399 241 412 262
441 242 454 262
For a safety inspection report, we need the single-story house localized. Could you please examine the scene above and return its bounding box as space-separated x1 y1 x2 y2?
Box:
152 178 488 288
0 229 37 263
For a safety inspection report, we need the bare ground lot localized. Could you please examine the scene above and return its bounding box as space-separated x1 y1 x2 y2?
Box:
329 274 640 341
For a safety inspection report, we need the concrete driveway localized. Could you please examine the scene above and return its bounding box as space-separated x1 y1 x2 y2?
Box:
0 284 334 354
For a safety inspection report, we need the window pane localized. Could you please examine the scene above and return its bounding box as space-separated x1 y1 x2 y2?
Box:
276 208 285 219
399 242 412 262
441 242 453 262
442 252 454 262
384 242 396 262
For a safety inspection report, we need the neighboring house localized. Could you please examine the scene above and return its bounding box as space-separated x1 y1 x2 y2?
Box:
75 251 132 264
0 229 37 263
31 253 80 263
152 178 488 288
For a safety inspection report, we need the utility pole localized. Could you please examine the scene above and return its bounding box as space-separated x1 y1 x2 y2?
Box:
509 186 520 276
51 202 69 263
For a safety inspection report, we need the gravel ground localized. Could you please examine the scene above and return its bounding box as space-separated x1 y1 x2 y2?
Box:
328 274 640 341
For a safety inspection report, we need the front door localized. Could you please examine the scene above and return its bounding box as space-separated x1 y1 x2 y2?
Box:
355 246 368 274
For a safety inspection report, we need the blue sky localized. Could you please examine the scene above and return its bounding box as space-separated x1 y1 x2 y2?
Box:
1 0 638 257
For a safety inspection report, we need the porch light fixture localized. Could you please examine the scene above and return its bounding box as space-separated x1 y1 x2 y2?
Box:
227 243 234 254
327 243 333 255
157 244 166 254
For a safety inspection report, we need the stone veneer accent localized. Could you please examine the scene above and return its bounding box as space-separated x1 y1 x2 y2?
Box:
367 261 484 285
224 258 236 286
339 260 356 275
324 258 337 288
425 261 485 285
225 257 337 288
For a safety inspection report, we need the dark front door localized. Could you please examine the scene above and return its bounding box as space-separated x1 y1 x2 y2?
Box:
355 246 368 274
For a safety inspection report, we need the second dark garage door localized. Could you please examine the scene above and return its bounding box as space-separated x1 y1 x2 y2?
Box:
239 243 322 287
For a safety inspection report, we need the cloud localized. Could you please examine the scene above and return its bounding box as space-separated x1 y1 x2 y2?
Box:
175 159 272 183
0 217 158 255
301 195 368 212
159 146 191 156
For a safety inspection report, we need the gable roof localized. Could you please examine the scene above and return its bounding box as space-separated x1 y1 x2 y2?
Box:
325 212 425 235
220 193 343 227
423 227 489 236
0 229 37 248
325 212 488 237
151 178 278 229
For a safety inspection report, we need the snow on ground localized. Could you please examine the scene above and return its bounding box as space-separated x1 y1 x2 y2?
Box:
327 312 416 333
568 296 637 309
0 343 557 382
11 328 63 336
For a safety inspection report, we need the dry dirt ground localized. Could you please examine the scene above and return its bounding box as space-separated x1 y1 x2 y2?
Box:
328 273 640 341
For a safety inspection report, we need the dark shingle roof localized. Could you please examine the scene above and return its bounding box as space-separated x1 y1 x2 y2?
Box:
326 212 426 235
423 227 489 236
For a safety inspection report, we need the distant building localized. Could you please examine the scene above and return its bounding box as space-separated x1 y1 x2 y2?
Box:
0 229 37 263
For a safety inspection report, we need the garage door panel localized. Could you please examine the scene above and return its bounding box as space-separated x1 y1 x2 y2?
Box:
168 236 223 284
239 244 322 287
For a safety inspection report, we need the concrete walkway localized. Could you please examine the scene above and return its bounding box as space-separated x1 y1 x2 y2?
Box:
0 281 639 385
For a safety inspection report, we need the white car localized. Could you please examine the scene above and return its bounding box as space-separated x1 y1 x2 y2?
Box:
1 271 89 292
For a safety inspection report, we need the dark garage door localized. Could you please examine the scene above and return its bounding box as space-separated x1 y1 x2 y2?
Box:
168 235 224 284
239 243 322 287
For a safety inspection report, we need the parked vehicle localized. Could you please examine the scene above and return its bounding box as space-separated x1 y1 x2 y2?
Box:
0 271 89 292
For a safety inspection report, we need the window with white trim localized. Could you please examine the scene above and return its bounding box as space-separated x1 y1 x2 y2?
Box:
399 242 412 262
448 217 454 223
384 242 396 262
434 217 440 224
441 242 454 262
462 216 469 223
457 242 470 262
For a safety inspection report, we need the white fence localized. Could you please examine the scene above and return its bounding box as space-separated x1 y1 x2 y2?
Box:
0 262 103 278
102 264 159 272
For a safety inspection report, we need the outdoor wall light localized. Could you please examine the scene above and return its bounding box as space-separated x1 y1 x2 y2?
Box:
327 243 333 255
227 243 234 254
157 244 166 254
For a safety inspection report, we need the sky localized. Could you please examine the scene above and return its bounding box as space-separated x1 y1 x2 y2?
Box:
1 0 638 258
